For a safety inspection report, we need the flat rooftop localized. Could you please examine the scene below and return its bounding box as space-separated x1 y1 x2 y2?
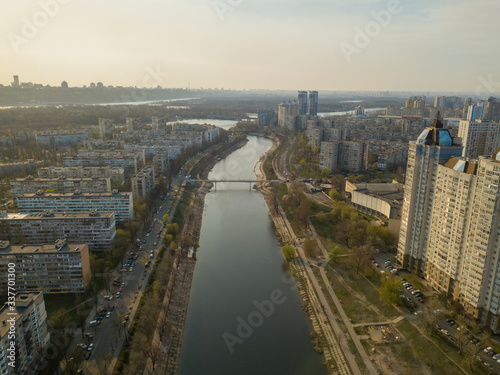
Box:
17 191 131 198
0 211 114 220
0 240 87 255
0 292 43 338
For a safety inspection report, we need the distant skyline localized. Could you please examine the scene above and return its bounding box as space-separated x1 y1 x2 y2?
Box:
2 0 499 93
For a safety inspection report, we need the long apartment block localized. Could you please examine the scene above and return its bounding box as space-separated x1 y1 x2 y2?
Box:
0 210 116 251
16 190 133 223
0 240 91 294
38 165 125 184
62 156 138 176
10 176 111 197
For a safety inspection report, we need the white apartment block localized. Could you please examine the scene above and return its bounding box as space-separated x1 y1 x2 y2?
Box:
425 159 476 297
16 190 133 223
10 176 111 197
0 292 50 375
422 153 500 331
0 240 91 294
460 154 500 330
458 119 500 158
0 210 116 251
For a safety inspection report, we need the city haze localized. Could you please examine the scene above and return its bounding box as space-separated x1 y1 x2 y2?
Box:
2 0 500 91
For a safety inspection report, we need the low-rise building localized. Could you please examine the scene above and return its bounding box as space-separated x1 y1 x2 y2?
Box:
0 210 116 251
16 190 133 223
346 181 403 235
0 292 50 374
0 240 91 294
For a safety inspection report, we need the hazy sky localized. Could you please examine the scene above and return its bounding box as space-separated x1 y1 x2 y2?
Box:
1 0 499 92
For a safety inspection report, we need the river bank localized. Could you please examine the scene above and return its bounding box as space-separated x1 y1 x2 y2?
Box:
146 136 249 374
255 137 342 374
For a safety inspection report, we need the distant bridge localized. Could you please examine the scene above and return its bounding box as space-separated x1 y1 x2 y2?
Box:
187 179 282 190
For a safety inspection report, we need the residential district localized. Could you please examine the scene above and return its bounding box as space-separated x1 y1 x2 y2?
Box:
1 83 500 375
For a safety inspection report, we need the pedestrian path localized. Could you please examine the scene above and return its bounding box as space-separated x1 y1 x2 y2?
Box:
352 316 405 328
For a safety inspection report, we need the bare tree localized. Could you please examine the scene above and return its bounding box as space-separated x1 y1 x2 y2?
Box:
349 245 370 275
303 237 318 258
146 343 163 372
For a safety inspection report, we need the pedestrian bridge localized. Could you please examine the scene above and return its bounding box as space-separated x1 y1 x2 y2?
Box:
187 179 282 190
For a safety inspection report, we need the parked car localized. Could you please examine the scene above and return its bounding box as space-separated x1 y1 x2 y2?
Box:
89 320 100 327
85 352 91 360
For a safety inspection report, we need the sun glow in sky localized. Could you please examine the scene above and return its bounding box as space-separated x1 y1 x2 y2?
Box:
1 0 499 91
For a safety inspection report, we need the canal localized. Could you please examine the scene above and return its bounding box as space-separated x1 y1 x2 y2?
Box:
178 136 327 375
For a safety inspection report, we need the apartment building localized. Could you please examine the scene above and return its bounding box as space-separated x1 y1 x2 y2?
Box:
458 119 500 158
132 165 155 197
10 176 111 197
377 146 409 170
16 190 133 223
38 165 125 184
0 292 50 375
77 149 146 165
339 141 369 172
397 118 463 272
319 141 340 172
35 132 88 147
422 153 500 331
0 240 91 294
0 210 116 251
62 156 138 176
